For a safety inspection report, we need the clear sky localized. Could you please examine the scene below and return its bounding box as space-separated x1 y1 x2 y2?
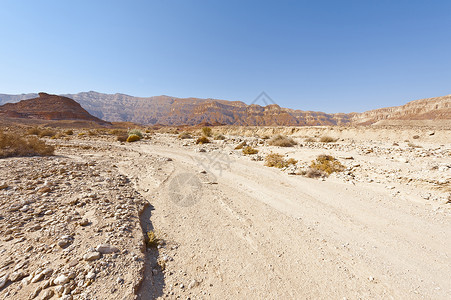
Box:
1 0 450 113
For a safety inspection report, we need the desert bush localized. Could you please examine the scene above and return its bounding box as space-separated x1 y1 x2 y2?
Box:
214 134 226 140
235 141 246 150
27 127 41 136
319 136 337 143
128 129 143 139
196 136 211 144
0 131 54 158
201 127 212 137
310 155 344 175
178 132 192 139
305 168 326 178
64 129 74 135
305 137 316 143
78 132 86 137
39 129 56 138
117 135 128 142
242 146 258 155
146 230 161 248
127 134 141 143
264 153 297 168
286 158 298 165
268 135 296 147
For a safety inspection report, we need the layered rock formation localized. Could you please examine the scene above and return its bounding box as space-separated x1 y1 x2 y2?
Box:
0 93 109 124
0 91 449 126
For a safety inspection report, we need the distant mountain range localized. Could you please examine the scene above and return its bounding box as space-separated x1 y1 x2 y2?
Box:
0 91 449 126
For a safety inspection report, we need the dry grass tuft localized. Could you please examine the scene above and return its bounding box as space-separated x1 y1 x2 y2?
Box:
196 136 211 144
242 146 258 155
178 132 192 139
268 135 296 147
305 137 316 142
0 131 54 158
319 136 337 143
235 141 246 150
214 134 226 140
310 155 344 175
39 129 56 138
201 127 212 137
264 153 297 168
126 134 141 143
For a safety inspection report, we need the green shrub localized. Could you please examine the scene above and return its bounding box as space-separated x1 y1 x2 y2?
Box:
127 134 141 142
196 136 210 144
268 135 296 147
242 146 258 155
310 155 344 175
128 129 143 139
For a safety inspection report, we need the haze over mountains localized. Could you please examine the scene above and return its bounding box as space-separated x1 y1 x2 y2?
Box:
0 91 449 126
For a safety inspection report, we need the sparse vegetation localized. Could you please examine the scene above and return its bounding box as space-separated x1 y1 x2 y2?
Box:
39 129 56 138
268 135 296 147
117 135 128 142
196 136 211 144
242 146 258 155
305 168 326 178
319 136 337 143
27 127 41 136
235 141 246 150
201 127 212 137
178 132 192 139
264 153 297 168
305 137 316 143
214 134 226 140
64 129 74 135
126 134 141 143
309 154 344 176
146 230 162 248
128 129 143 139
0 131 54 158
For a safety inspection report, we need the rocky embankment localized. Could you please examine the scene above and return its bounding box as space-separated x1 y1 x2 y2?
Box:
0 149 149 299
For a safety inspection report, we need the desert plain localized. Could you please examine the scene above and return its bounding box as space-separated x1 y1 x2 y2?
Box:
0 123 450 300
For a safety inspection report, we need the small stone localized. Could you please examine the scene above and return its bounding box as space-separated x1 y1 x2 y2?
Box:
0 182 8 190
0 273 9 288
10 270 26 282
41 289 54 300
79 219 90 226
54 274 69 285
188 279 199 289
30 286 42 298
96 244 119 254
58 240 70 248
86 271 96 280
83 251 101 261
31 272 44 283
116 277 124 284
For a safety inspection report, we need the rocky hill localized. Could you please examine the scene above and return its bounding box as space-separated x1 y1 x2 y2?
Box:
0 93 109 124
0 91 449 126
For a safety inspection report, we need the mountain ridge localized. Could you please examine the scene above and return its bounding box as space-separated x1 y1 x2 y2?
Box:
0 91 449 126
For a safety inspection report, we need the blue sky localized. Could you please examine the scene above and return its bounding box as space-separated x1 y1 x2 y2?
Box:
0 0 450 113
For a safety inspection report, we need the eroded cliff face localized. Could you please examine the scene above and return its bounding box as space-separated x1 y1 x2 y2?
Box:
352 95 451 124
0 93 109 124
0 91 449 126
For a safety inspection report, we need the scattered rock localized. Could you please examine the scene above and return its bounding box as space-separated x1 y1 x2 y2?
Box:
83 251 101 261
96 244 119 254
53 274 69 285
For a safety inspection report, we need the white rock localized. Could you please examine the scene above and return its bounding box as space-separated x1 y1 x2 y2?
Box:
0 273 9 288
86 271 96 280
83 251 101 261
54 274 70 285
96 244 119 254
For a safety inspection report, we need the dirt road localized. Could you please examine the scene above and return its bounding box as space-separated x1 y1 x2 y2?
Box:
114 136 451 299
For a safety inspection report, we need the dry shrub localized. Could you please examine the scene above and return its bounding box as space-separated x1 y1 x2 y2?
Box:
201 127 212 137
305 168 326 178
242 146 258 155
264 153 297 168
214 134 226 140
117 135 127 142
310 155 344 175
196 136 211 144
0 131 54 158
64 129 74 135
286 158 298 165
268 135 296 147
27 127 41 136
319 136 337 143
127 134 141 143
39 129 56 138
305 137 316 143
178 132 192 139
235 141 246 150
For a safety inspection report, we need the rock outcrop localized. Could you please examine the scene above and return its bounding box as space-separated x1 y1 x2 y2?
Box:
0 93 109 124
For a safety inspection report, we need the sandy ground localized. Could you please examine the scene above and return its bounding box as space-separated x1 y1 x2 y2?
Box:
1 126 450 299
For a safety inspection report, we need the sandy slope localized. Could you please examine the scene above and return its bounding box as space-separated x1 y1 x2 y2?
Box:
115 135 451 299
